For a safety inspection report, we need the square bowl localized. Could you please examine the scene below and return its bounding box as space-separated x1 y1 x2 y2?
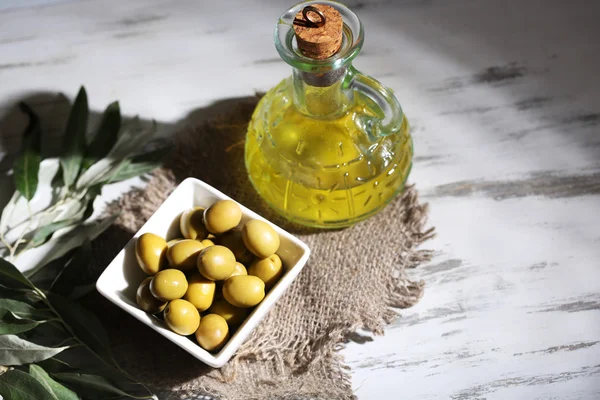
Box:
96 177 311 368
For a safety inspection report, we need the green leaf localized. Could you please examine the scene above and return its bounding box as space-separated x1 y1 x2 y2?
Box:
107 144 172 184
45 198 88 226
131 143 172 164
29 195 97 250
0 257 34 289
0 284 31 301
49 345 145 393
106 116 146 159
23 214 117 278
0 191 21 237
0 335 69 365
74 121 164 189
29 249 77 290
75 157 122 190
0 310 40 334
82 101 121 170
0 299 53 320
106 161 155 183
53 373 155 399
30 365 80 400
37 357 74 374
13 102 42 201
50 240 94 298
21 321 73 351
60 87 89 188
30 219 78 248
47 294 113 362
0 369 56 400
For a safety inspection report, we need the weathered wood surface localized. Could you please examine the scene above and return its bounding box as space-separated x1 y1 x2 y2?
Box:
1 0 599 398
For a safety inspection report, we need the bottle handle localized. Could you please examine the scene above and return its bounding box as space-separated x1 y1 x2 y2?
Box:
347 66 404 137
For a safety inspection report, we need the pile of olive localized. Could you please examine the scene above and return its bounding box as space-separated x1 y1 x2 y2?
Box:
134 200 283 353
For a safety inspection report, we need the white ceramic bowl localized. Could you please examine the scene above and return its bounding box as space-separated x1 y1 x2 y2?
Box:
96 177 310 368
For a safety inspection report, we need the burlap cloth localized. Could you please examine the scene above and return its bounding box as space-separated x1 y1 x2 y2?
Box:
90 96 434 400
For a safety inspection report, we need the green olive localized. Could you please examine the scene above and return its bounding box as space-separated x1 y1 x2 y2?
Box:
197 245 236 281
180 207 209 240
208 299 249 326
229 262 247 278
222 275 265 308
150 269 189 301
183 272 215 311
166 239 204 271
217 230 254 264
248 254 283 289
200 239 215 248
164 299 200 336
195 314 229 352
136 277 167 314
203 200 242 234
241 219 280 259
167 238 184 247
136 233 168 275
206 261 245 301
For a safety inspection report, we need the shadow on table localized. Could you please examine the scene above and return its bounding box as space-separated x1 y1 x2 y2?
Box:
168 95 323 235
0 92 69 208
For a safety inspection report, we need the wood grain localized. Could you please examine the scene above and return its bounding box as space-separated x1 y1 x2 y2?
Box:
1 0 599 398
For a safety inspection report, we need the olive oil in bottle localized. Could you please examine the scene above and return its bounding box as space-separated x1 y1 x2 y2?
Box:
245 2 412 228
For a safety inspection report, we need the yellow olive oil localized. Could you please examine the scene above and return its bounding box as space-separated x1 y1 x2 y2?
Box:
245 78 412 228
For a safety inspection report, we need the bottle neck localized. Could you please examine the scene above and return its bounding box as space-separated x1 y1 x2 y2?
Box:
292 67 353 118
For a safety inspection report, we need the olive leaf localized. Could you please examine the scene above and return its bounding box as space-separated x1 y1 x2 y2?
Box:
0 369 55 400
107 117 156 160
0 309 41 334
0 87 164 400
21 319 73 351
28 195 94 252
23 213 117 279
28 196 95 249
106 144 173 184
0 196 86 257
82 101 121 170
12 103 42 201
0 284 31 301
75 119 160 189
30 364 81 400
56 345 145 393
0 257 34 289
0 191 21 237
0 299 53 321
37 357 74 374
28 249 77 290
75 157 123 190
50 239 94 299
29 220 79 248
52 373 155 400
0 160 61 245
48 294 113 362
0 335 69 365
60 87 88 188
48 197 90 225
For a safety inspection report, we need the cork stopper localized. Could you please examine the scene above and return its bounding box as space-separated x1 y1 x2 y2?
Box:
293 4 343 60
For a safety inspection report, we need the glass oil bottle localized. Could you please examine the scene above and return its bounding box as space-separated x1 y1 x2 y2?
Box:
245 1 413 228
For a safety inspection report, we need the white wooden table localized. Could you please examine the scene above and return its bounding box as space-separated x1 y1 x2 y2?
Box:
1 0 599 398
